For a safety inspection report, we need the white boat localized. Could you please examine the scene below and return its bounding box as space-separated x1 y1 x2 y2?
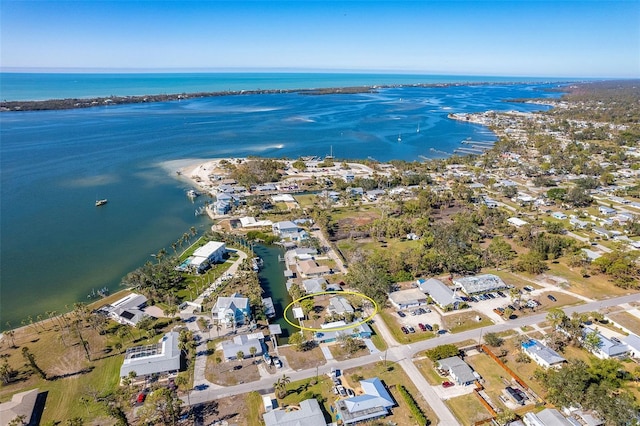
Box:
325 145 334 160
417 123 420 133
397 133 402 142
186 189 199 198
95 199 108 206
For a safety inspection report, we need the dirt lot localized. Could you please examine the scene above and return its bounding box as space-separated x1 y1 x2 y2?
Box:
278 345 326 370
205 350 262 386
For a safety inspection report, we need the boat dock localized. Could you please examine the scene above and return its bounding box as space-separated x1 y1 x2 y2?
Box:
262 297 276 318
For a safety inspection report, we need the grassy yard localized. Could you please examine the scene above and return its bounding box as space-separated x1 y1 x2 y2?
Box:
414 357 446 386
293 194 318 209
446 393 492 426
205 350 261 386
278 345 327 370
608 311 640 335
443 310 494 333
544 260 632 299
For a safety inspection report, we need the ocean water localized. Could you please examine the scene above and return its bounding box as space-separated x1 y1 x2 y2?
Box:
0 73 565 330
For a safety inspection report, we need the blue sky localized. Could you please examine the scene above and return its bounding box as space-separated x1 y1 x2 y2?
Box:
1 0 638 77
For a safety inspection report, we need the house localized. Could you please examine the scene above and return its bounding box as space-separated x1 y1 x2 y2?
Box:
314 321 372 343
437 356 477 386
592 227 611 239
327 296 354 315
0 388 41 426
365 189 386 201
272 221 300 239
453 274 508 295
107 293 148 327
483 197 498 208
291 247 318 260
334 377 394 425
120 332 180 379
521 339 566 368
551 212 567 220
347 187 364 197
581 249 602 261
582 327 629 359
523 408 573 426
189 241 226 273
297 259 331 277
598 206 617 216
263 398 327 426
302 278 327 294
388 288 428 310
623 334 640 359
212 293 250 327
221 332 264 361
239 216 273 228
569 217 590 229
507 217 528 228
417 278 462 309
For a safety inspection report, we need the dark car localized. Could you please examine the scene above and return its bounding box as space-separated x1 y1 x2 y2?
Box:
418 323 427 331
442 381 455 388
424 323 433 331
547 294 557 302
397 311 406 318
497 291 506 298
401 326 409 334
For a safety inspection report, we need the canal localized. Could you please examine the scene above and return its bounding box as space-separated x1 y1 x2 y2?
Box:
254 244 298 343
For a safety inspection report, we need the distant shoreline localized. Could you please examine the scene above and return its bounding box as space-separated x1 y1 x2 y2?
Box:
0 81 564 112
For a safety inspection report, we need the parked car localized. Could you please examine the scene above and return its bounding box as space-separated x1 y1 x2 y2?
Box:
401 326 409 334
418 323 426 331
442 381 455 388
497 291 506 298
337 385 347 397
424 323 433 331
547 294 557 302
407 326 416 333
346 388 355 397
397 311 406 318
486 293 495 299
493 308 504 315
470 296 479 303
137 392 147 404
523 286 534 292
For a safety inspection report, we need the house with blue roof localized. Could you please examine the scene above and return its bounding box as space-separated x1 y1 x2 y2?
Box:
314 321 372 344
335 377 395 425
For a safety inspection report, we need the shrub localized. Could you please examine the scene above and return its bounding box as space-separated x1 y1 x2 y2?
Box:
398 385 429 425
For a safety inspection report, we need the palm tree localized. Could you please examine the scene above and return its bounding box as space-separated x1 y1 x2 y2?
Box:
274 374 291 399
249 346 257 361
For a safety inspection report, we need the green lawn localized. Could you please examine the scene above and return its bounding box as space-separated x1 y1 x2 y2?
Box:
446 393 491 426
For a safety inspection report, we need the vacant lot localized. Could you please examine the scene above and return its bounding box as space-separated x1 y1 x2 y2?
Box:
205 350 261 385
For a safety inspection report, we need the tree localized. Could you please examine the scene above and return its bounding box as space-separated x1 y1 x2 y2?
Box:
236 351 244 363
345 250 393 307
425 344 460 361
288 332 305 351
3 330 16 349
21 347 46 380
583 329 602 353
0 358 17 385
484 332 504 347
249 346 257 360
546 308 568 328
514 251 548 274
137 388 182 426
503 307 514 319
274 374 291 399
487 237 515 268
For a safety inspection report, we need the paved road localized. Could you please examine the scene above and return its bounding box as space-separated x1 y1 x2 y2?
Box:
184 292 640 422
311 229 347 274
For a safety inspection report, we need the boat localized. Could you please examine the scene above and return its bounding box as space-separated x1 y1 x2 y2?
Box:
325 145 334 160
397 133 402 142
262 297 276 318
417 123 420 133
95 199 108 206
186 189 199 198
252 256 263 271
195 206 207 216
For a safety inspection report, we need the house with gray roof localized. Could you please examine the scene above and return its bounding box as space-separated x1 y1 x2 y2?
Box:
314 321 372 343
583 327 629 359
327 296 354 315
221 332 264 361
302 278 327 294
263 398 327 426
437 356 477 386
521 339 566 368
523 408 573 426
0 388 41 426
453 274 508 295
623 334 640 359
120 332 180 379
417 278 462 309
334 377 394 425
107 293 148 327
388 288 428 310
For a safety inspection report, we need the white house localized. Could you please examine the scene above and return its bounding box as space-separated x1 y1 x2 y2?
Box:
302 277 327 294
583 327 629 359
437 356 477 386
334 377 394 425
272 221 300 239
190 241 226 273
212 293 250 328
417 278 462 309
120 332 180 379
107 293 148 327
507 217 528 228
521 339 566 368
388 288 428 310
623 334 640 359
327 296 354 315
263 398 326 426
221 332 264 361
551 212 567 220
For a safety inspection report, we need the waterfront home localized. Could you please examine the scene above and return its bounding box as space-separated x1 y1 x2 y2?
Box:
388 288 428 310
437 356 477 386
0 388 40 426
297 259 331 277
221 332 264 361
521 339 566 368
212 293 250 328
334 377 394 425
239 216 273 228
107 293 148 327
302 277 327 294
314 320 372 343
189 241 226 273
417 278 462 309
272 220 305 241
119 332 180 379
327 296 354 315
263 399 327 426
582 327 629 359
452 274 508 295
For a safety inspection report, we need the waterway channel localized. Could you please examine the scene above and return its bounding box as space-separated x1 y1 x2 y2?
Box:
254 244 298 344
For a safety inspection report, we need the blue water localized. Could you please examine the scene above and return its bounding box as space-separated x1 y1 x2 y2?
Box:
0 73 566 330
